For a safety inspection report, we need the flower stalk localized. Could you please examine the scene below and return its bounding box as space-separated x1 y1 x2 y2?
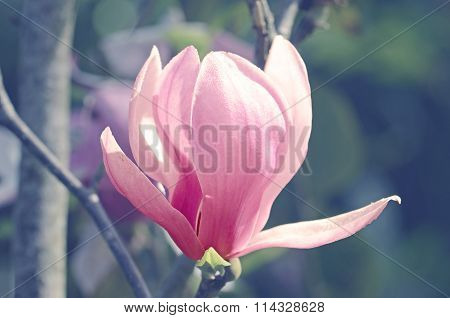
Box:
195 256 242 298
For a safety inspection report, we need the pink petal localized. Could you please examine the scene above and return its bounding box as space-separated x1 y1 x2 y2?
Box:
192 52 286 257
169 168 202 230
150 46 205 228
128 47 178 186
101 127 204 260
223 52 290 122
252 36 313 235
231 196 401 258
265 36 311 109
152 46 200 169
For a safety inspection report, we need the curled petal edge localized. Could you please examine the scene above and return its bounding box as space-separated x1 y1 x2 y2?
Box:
231 196 401 258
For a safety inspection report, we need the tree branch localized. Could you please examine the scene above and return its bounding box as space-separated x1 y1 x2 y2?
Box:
247 0 278 68
292 0 331 44
0 71 151 298
249 0 341 61
278 0 300 39
13 0 75 297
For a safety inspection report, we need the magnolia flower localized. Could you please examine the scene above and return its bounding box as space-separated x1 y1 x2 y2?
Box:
100 36 400 260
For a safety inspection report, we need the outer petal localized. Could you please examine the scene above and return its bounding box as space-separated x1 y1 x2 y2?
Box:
151 46 203 228
231 196 401 258
224 52 289 115
153 46 200 168
192 52 286 257
265 35 311 112
252 36 313 235
101 127 204 260
128 47 178 186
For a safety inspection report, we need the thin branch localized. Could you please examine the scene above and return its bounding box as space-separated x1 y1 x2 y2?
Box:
88 162 105 191
294 8 330 44
292 0 334 44
249 0 341 58
278 0 300 39
0 71 151 298
247 0 278 68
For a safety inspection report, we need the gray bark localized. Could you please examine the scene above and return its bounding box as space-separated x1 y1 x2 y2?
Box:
247 0 277 68
13 0 75 297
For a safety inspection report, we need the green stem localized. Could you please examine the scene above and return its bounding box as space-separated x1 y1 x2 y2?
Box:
195 258 241 298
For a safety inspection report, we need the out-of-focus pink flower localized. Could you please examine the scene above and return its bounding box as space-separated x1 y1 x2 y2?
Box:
72 81 132 178
100 36 400 260
71 81 140 221
101 29 253 79
100 7 253 79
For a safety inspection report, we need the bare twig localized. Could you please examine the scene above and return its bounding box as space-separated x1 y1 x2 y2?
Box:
249 0 341 58
0 71 151 298
292 0 348 44
247 0 278 68
89 162 105 191
278 0 300 39
292 1 331 43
